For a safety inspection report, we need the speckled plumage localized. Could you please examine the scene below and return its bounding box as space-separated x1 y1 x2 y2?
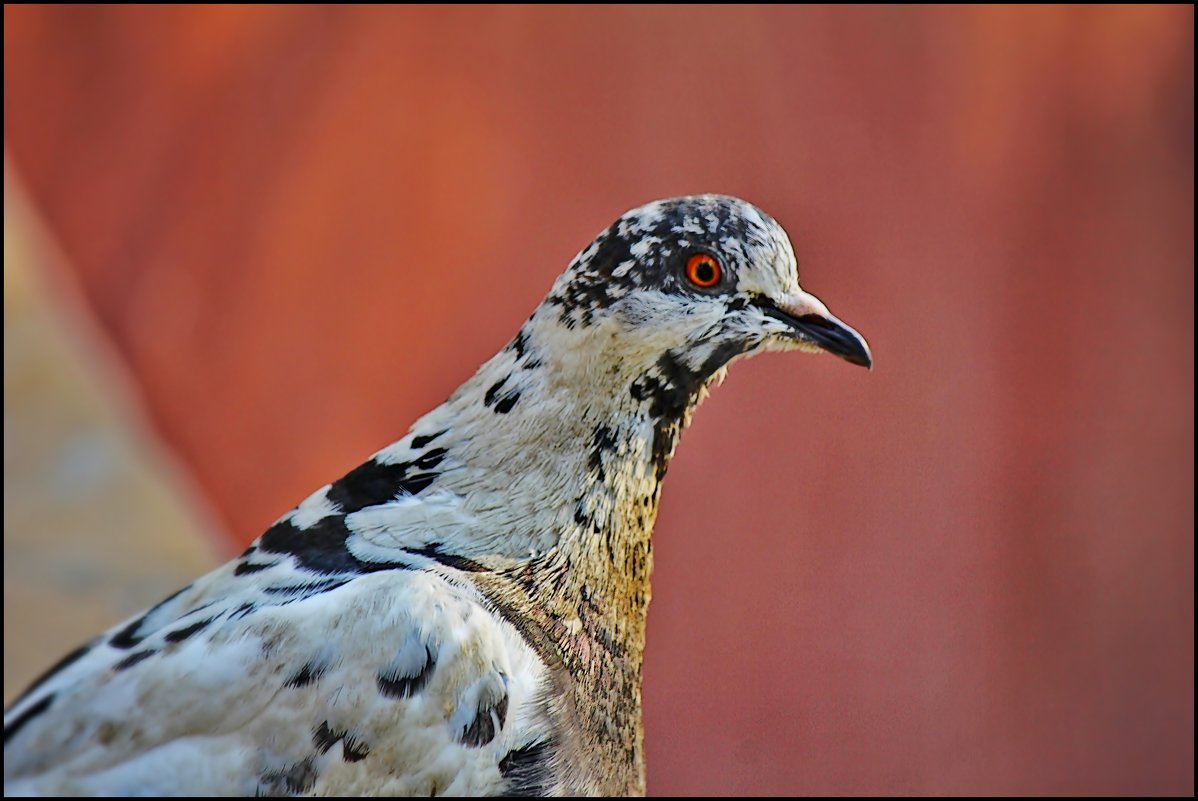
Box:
3 195 871 796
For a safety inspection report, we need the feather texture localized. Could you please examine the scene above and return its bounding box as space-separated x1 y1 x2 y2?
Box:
4 195 871 796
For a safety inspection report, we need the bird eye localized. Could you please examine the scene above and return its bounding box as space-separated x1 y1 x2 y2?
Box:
685 253 722 289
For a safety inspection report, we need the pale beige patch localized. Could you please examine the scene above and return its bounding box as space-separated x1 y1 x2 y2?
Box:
3 168 221 704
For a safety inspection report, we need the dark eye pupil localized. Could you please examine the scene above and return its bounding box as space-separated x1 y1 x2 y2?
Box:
696 263 714 283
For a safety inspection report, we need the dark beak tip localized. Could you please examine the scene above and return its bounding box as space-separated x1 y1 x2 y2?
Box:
794 314 872 371
834 342 873 370
754 300 873 371
849 350 874 370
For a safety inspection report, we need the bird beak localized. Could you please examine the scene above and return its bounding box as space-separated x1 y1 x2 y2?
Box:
755 289 873 369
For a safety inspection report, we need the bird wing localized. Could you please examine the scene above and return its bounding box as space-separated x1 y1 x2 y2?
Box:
4 543 552 796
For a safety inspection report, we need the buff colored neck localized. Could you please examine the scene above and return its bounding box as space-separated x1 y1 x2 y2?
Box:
403 311 712 794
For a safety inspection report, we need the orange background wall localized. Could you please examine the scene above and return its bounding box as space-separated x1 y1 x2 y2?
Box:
4 6 1193 794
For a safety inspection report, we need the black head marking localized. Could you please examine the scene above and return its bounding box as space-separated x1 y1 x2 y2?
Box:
547 195 787 328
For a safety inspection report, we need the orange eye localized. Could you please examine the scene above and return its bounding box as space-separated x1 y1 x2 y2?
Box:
685 253 722 288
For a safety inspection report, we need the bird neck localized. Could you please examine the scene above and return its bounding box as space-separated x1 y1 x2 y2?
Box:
408 308 722 564
384 311 724 792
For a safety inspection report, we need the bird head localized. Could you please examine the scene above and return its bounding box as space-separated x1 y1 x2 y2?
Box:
540 195 872 391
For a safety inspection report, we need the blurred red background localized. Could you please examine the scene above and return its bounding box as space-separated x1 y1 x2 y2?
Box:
4 5 1193 795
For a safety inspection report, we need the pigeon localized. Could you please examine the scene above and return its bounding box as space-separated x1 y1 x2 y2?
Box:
3 195 871 796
